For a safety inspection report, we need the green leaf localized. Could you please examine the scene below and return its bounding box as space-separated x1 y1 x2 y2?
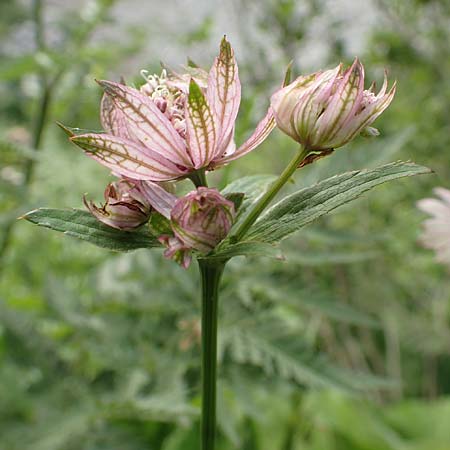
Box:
204 241 283 261
23 208 161 252
224 192 245 212
148 212 172 236
285 249 379 266
221 174 276 223
247 162 431 243
297 294 380 328
221 325 352 391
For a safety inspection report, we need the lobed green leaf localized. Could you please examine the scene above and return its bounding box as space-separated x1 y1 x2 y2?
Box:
246 161 431 243
23 208 161 252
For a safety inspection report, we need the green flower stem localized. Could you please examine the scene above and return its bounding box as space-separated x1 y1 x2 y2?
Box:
190 169 208 188
231 145 309 241
198 259 225 450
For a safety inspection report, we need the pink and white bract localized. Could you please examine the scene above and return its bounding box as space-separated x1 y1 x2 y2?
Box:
70 37 276 181
151 187 236 268
270 59 396 151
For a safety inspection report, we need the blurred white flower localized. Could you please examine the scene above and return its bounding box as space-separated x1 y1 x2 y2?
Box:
417 188 450 266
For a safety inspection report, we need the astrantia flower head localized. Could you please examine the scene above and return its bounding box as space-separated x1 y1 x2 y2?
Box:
417 188 450 267
171 187 235 254
270 58 396 151
69 37 276 181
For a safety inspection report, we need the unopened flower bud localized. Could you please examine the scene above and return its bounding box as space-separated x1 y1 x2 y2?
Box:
270 59 396 151
84 179 151 230
171 187 236 253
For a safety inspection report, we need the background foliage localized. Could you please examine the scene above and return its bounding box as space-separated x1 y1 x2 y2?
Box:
1 0 450 449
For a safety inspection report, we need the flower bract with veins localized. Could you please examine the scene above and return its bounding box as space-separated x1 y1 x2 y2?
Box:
69 37 276 181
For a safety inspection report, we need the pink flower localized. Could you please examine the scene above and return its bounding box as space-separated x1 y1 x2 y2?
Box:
270 59 396 151
84 178 177 231
170 187 236 254
84 179 152 230
84 180 235 267
417 188 450 267
69 37 276 181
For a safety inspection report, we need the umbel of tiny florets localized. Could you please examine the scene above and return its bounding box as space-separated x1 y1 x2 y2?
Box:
139 69 190 139
270 58 396 152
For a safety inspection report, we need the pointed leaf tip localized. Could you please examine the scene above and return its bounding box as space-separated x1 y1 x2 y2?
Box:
224 192 245 212
283 61 294 86
187 57 200 68
219 36 233 59
189 77 202 95
56 121 76 137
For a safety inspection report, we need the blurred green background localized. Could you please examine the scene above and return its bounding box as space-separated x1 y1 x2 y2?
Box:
1 0 450 449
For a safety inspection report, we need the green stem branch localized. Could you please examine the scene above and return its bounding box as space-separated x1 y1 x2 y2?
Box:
198 260 225 450
231 145 309 241
190 169 208 188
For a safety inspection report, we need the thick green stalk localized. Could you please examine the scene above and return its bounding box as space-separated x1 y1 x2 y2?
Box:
198 259 225 450
190 169 208 188
231 145 309 241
